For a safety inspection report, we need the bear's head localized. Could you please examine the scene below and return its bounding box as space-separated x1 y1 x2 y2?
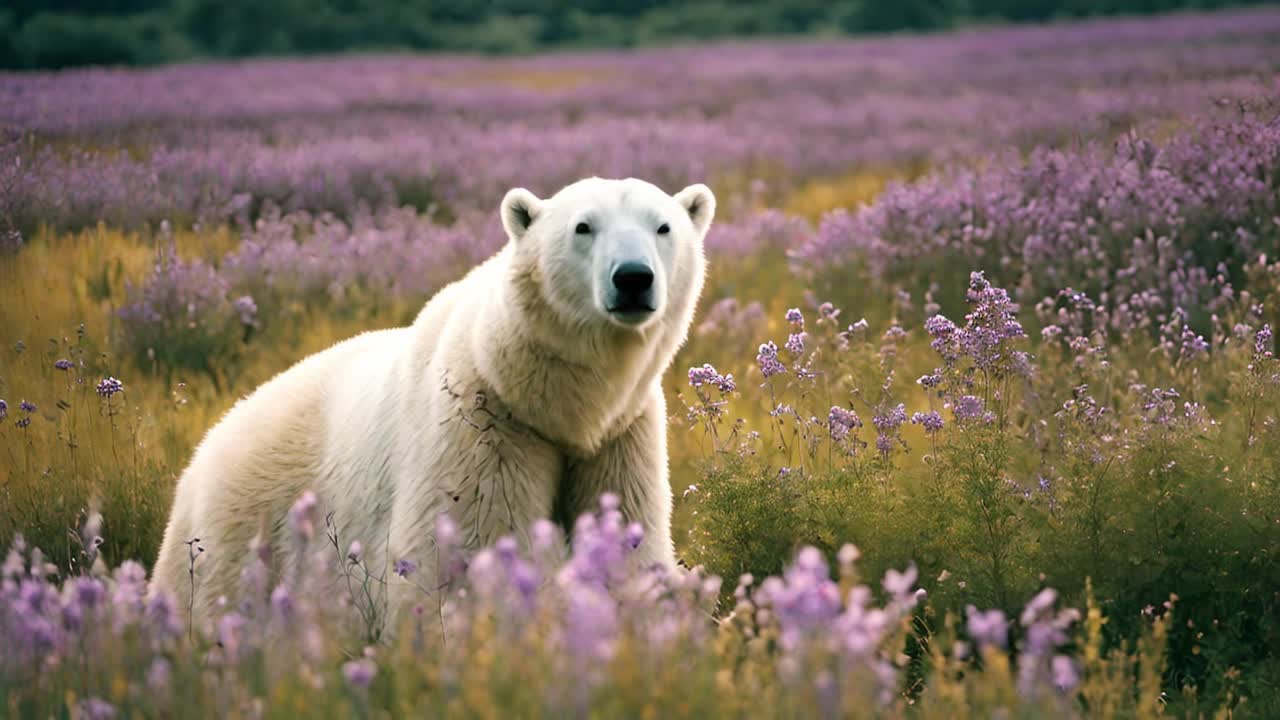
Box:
499 177 714 337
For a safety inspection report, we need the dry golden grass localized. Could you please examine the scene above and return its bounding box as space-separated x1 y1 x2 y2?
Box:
423 65 619 92
0 224 418 565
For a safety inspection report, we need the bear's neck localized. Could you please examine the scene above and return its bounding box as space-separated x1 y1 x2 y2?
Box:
469 262 665 457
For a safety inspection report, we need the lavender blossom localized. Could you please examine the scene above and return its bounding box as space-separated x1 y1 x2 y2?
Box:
756 341 786 378
911 411 945 433
96 377 124 398
828 406 863 441
784 332 806 355
343 659 377 690
966 606 1009 650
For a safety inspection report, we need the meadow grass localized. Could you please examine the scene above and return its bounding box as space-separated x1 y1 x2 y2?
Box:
0 223 425 568
4 23 1280 711
0 165 896 570
4 179 1278 715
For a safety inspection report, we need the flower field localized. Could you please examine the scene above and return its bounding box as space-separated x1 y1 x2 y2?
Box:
3 7 1280 718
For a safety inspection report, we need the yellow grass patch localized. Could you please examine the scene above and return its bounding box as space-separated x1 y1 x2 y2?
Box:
422 65 618 92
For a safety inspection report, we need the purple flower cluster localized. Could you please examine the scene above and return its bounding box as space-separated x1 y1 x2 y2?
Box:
117 208 506 368
871 403 908 455
1 491 1092 715
756 341 787 379
117 239 241 371
224 207 501 300
911 411 945 433
828 406 862 441
961 272 1028 370
872 404 908 434
5 9 1278 233
14 400 34 428
705 210 812 258
951 395 992 424
800 117 1280 336
695 297 766 338
95 377 124 398
687 363 735 394
966 606 1009 650
1016 589 1082 695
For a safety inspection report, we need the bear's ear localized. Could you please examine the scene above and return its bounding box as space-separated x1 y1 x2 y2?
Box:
501 187 543 241
675 183 716 236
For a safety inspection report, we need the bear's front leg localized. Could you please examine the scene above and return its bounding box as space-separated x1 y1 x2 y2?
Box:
383 379 562 637
565 386 677 570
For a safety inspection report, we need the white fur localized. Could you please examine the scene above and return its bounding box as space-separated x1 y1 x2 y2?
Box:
151 177 714 629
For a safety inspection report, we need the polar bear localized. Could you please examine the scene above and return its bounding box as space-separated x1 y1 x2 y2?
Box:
151 177 714 627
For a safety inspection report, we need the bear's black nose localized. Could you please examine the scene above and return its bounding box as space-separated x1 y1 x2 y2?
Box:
612 262 654 293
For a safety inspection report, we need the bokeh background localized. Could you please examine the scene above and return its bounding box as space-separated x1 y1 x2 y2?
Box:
2 0 1274 69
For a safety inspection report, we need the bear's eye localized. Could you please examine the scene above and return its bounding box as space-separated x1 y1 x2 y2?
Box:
575 222 591 235
656 223 670 235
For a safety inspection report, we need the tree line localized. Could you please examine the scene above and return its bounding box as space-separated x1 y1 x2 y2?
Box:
1 0 1268 70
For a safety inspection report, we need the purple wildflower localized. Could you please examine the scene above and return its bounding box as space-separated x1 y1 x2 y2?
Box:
911 411 944 433
436 513 459 548
216 612 248 658
288 491 319 541
872 404 907 432
531 519 560 551
785 308 804 325
624 522 644 549
270 585 294 618
1255 324 1273 357
1020 588 1059 626
716 374 737 394
1179 326 1209 360
232 295 258 327
756 341 786 378
394 559 417 578
952 395 988 423
95 377 124 398
688 363 735 394
925 315 958 340
785 332 806 355
19 400 35 413
1052 655 1081 690
146 658 172 693
966 606 1009 649
78 698 117 720
54 359 73 371
688 364 718 388
343 658 377 690
828 406 862 441
882 564 919 605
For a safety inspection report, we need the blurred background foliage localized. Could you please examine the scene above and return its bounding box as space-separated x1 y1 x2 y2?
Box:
1 0 1274 70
